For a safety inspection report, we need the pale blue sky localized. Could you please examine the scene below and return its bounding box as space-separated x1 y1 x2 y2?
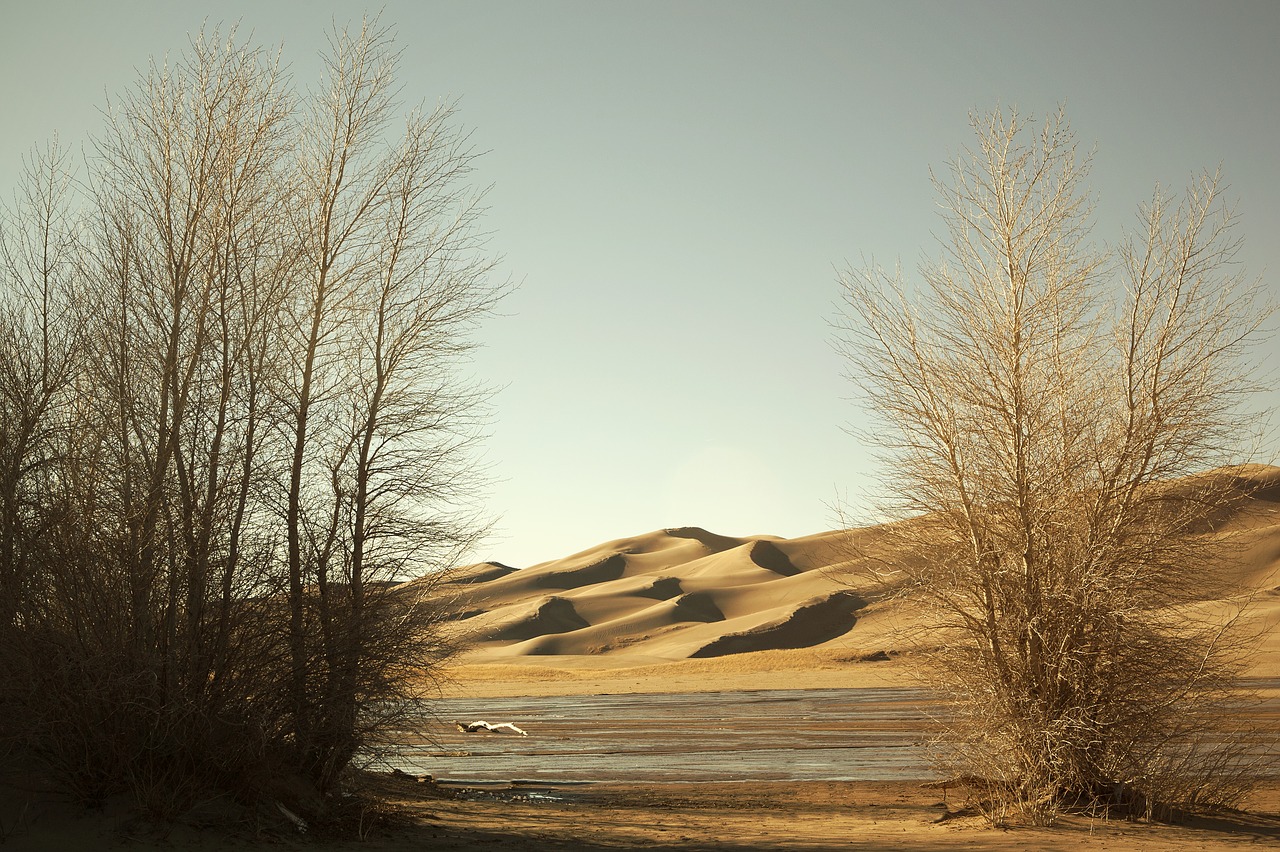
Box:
2 1 1277 567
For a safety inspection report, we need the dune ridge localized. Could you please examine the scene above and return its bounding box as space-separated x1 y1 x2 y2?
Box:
440 468 1280 675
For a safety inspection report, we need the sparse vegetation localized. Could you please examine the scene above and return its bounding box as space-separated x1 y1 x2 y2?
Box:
0 18 500 817
836 106 1274 823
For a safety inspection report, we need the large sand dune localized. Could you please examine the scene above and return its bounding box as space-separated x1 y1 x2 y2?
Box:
442 527 864 661
438 465 1280 679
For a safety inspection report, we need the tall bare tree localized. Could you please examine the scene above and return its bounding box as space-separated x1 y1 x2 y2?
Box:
0 19 499 813
0 138 83 634
87 25 294 687
280 20 500 784
836 106 1273 823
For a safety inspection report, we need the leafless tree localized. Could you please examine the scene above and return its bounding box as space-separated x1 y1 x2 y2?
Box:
279 19 500 787
835 106 1273 823
0 19 499 814
0 138 84 635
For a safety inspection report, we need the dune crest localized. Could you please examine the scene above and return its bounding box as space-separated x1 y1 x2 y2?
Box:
445 467 1280 670
535 553 627 589
690 591 866 658
486 596 589 642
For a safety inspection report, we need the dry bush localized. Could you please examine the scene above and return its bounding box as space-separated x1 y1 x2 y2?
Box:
835 106 1274 824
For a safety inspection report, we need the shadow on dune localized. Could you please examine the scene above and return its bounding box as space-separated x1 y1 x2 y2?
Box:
634 576 683 601
536 553 627 589
671 591 725 623
489 597 589 642
690 591 867 658
747 539 800 576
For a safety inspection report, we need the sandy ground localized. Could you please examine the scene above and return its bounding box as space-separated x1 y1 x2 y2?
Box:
4 655 1278 851
442 646 1280 702
6 773 1278 851
319 776 1280 852
443 647 918 698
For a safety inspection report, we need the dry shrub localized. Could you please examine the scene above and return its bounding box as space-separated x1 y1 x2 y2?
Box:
836 106 1274 824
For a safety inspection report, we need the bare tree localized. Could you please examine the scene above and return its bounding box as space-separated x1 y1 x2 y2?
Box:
0 138 84 634
1 27 303 808
836 106 1273 823
0 18 499 814
279 19 500 787
87 24 294 687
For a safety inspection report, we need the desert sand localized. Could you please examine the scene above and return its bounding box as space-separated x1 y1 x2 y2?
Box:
3 467 1278 849
441 465 1280 690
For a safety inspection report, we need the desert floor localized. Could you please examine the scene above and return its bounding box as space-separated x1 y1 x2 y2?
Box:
4 652 1279 851
11 773 1280 852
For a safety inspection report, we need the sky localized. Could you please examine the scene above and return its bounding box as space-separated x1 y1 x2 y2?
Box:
2 1 1278 568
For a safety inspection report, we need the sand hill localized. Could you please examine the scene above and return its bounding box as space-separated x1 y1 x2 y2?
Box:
434 466 1280 691
440 527 865 661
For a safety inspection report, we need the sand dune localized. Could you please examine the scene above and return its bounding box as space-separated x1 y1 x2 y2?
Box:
510 596 591 639
533 553 628 589
443 525 861 662
442 467 1280 675
690 590 866 658
451 561 519 584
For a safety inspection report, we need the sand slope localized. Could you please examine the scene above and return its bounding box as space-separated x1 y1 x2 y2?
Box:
439 527 863 660
439 466 1280 672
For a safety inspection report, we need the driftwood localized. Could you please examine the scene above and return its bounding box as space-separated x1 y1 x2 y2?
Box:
275 802 308 833
455 720 528 736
